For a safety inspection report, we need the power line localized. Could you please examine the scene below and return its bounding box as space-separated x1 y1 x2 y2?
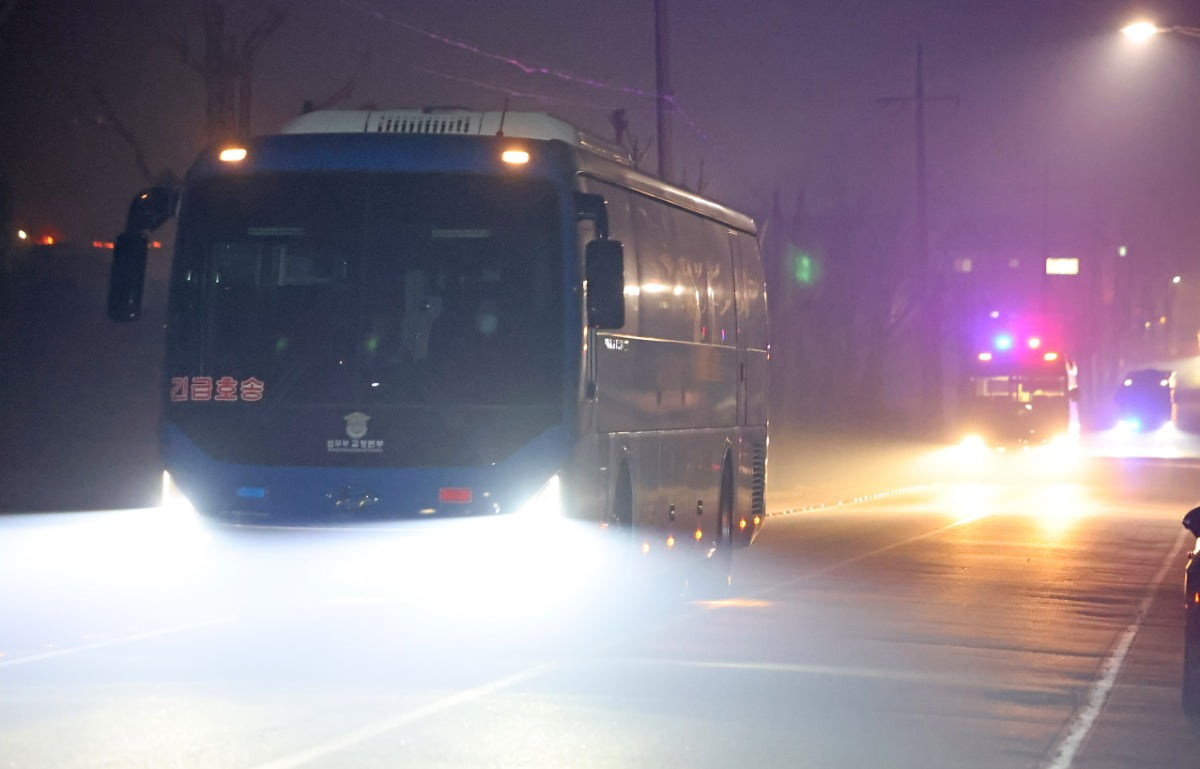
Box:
338 0 708 142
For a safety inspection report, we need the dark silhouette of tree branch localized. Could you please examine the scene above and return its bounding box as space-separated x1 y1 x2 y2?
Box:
303 51 372 113
73 84 180 186
237 4 284 133
607 108 651 169
165 1 287 141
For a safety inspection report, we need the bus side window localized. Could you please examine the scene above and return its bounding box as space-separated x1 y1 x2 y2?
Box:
671 211 717 344
633 197 699 343
697 218 736 347
734 233 767 352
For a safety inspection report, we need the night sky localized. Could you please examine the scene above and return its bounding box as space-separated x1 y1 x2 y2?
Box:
3 0 1200 268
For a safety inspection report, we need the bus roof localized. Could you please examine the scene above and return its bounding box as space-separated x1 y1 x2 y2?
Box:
276 108 757 236
282 108 632 165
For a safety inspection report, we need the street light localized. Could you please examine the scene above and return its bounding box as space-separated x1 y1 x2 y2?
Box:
1122 20 1200 42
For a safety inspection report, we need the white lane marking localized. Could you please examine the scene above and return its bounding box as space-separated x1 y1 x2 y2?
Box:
749 510 993 599
246 663 554 769
0 616 235 668
613 657 978 688
769 484 931 516
1042 529 1189 769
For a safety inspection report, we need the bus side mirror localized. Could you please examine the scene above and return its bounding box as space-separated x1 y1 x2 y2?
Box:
106 187 176 323
586 238 625 330
107 232 149 322
126 186 176 233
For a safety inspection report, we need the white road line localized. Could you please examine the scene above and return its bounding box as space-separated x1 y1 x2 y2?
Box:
0 616 235 668
747 511 993 601
1042 528 1190 769
769 484 931 516
245 663 555 769
612 657 981 688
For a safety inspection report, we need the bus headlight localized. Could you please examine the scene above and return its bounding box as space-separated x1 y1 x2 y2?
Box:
516 474 562 520
959 434 986 450
161 470 196 514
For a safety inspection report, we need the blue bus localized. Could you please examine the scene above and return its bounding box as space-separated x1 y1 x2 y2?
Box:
107 108 768 586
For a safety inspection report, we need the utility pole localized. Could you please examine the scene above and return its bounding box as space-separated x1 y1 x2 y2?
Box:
879 43 955 437
654 0 673 182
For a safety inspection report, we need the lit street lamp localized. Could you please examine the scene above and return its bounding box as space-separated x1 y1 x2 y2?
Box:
1122 20 1200 42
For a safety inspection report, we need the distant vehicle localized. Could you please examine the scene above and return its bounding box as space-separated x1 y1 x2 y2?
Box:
104 108 769 590
957 313 1076 446
1114 368 1174 431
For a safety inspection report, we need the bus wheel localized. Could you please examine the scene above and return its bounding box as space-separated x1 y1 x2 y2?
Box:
685 459 734 600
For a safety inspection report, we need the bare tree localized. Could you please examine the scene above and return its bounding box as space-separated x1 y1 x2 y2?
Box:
678 158 707 195
301 51 372 114
71 84 180 187
168 0 285 142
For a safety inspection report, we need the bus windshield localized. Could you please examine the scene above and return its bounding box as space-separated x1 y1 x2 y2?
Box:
174 172 564 409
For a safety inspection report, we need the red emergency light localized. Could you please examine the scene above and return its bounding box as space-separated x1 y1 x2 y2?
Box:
438 488 472 504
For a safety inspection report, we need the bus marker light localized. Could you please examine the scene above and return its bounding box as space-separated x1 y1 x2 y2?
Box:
666 535 676 548
1043 352 1059 362
978 352 992 362
439 487 472 504
693 529 703 541
501 149 530 165
753 515 762 526
738 518 748 531
1027 337 1042 349
219 147 248 162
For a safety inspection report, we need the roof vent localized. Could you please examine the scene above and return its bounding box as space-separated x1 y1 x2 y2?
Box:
372 114 477 135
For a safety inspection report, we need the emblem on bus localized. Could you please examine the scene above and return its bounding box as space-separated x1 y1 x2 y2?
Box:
328 411 384 453
344 411 370 439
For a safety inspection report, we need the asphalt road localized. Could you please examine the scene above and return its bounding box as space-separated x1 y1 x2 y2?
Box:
2 440 1199 769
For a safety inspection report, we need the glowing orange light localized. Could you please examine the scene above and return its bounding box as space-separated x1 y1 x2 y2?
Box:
640 541 650 555
693 529 703 541
150 241 162 249
219 147 248 162
1043 352 1059 362
1193 591 1200 605
738 518 748 531
501 149 530 165
39 235 55 246
666 535 676 548
752 515 762 526
978 352 993 362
